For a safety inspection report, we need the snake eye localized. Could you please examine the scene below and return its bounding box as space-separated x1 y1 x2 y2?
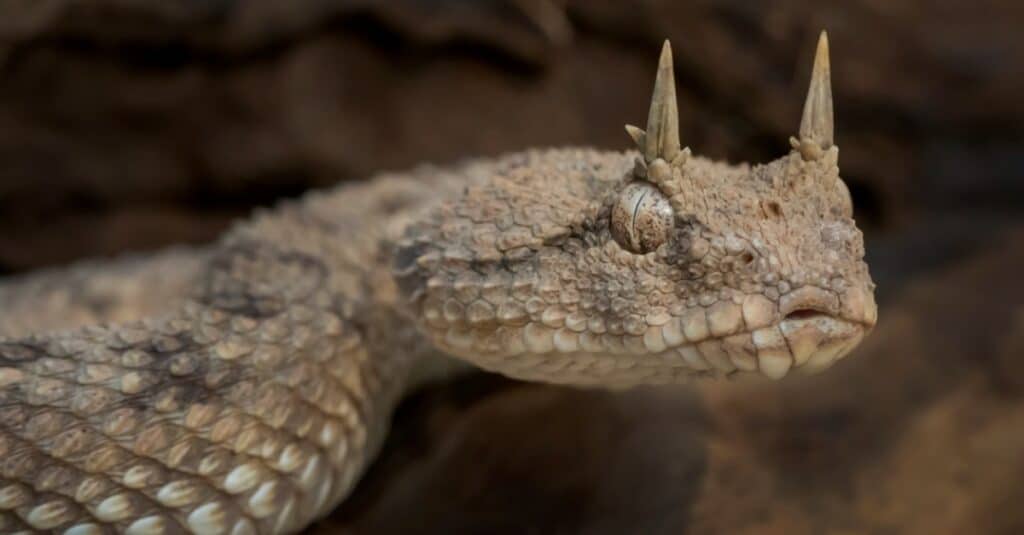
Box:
610 182 674 254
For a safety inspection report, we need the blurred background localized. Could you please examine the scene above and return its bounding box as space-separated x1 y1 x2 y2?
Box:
1 1 1022 533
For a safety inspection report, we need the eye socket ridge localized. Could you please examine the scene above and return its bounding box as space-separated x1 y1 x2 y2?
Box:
610 182 675 254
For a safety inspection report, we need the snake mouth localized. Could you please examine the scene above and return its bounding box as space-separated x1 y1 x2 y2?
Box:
753 286 874 378
452 313 870 387
645 313 867 382
427 285 876 386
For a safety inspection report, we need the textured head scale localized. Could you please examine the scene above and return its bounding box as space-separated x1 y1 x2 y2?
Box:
395 31 876 386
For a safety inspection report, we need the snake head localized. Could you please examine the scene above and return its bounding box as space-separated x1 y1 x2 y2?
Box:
394 33 876 386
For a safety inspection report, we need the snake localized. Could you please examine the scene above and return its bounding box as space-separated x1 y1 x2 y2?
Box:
0 34 875 534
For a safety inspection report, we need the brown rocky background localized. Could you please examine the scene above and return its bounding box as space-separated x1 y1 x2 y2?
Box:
1 1 1022 533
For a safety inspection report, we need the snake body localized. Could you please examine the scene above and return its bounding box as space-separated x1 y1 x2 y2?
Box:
0 36 876 534
0 167 462 534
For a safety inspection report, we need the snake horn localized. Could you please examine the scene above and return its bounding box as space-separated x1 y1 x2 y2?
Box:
624 124 646 150
643 41 682 164
797 31 834 155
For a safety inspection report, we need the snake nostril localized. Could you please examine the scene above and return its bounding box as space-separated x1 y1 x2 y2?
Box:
784 308 825 321
779 287 840 321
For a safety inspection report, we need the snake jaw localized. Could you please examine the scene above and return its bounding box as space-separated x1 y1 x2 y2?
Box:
416 278 876 387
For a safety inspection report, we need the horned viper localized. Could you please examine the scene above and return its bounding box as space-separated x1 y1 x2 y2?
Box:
0 33 875 534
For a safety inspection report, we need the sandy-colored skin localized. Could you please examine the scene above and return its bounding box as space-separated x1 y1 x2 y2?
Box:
0 34 875 534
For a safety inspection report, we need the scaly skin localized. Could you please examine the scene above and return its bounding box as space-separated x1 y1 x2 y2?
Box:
0 248 210 338
0 34 875 534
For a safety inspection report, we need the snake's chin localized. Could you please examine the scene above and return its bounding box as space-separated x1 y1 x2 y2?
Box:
774 313 871 376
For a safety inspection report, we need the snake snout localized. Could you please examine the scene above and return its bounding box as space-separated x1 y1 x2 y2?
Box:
771 285 876 374
778 284 876 328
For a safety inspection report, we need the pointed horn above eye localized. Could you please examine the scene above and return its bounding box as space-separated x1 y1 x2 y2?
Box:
643 40 682 164
797 31 834 153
